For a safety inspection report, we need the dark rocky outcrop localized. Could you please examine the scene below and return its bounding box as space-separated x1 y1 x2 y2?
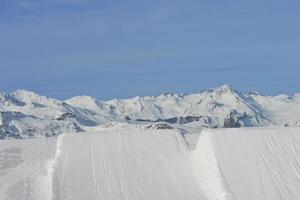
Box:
56 112 98 126
0 93 25 106
223 110 247 128
0 112 39 139
145 123 173 130
136 115 211 125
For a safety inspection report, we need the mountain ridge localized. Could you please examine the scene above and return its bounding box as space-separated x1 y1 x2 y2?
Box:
1 84 300 139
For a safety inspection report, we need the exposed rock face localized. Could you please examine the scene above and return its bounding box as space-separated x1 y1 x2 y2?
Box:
136 116 210 125
0 111 83 139
157 116 211 124
1 84 300 139
0 112 37 139
145 123 173 130
0 93 25 106
56 112 98 126
223 110 247 128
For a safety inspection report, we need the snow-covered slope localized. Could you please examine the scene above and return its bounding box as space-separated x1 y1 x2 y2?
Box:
102 84 270 127
249 92 300 126
1 84 300 138
2 127 300 200
0 137 57 200
54 130 210 200
0 91 112 138
210 127 300 200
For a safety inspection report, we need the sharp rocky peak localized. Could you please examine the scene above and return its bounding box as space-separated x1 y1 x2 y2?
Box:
211 84 238 95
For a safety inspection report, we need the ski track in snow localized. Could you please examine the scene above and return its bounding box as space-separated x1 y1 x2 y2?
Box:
1 127 300 200
45 133 64 200
210 127 300 200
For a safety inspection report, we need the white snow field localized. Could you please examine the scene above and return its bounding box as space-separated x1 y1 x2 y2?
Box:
0 137 57 200
1 127 300 200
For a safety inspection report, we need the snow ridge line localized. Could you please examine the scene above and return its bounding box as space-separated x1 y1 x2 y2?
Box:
193 130 229 200
54 133 64 162
45 133 65 200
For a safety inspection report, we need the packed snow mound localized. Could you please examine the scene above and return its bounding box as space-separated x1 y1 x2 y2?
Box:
2 127 300 200
209 127 300 200
1 84 300 138
54 130 211 200
53 128 300 200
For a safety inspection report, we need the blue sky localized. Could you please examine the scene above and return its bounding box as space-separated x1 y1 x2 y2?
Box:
1 0 300 100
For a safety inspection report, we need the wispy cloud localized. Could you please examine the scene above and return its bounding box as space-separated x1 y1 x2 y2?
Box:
16 0 97 8
0 0 109 23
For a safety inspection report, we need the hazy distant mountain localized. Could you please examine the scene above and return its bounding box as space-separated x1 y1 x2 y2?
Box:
1 84 300 139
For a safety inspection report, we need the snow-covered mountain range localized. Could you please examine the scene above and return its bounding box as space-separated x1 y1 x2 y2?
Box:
1 84 300 139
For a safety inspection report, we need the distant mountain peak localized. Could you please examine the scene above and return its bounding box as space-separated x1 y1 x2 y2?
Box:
65 95 105 111
0 92 25 107
13 89 41 98
67 95 97 103
212 84 237 94
1 84 300 139
12 89 62 106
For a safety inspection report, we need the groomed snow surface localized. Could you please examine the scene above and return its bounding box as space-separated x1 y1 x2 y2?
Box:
1 127 300 200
